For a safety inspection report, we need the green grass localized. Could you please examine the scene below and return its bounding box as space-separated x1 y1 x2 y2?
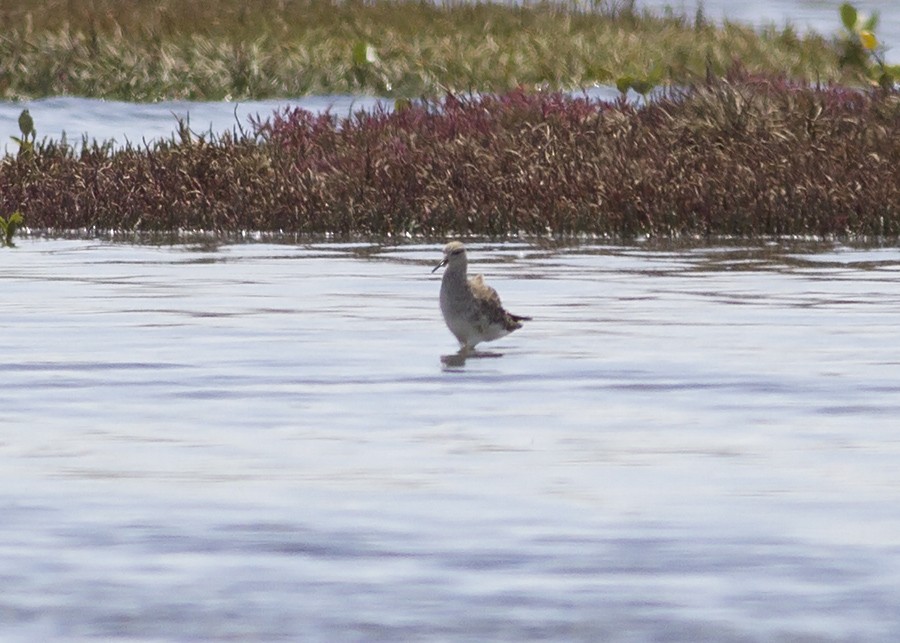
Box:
0 211 23 246
0 0 853 100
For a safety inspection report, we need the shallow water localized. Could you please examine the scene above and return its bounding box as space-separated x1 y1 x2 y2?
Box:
640 0 900 64
3 238 900 641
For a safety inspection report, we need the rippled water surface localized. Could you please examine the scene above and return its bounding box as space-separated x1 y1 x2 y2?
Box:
3 238 900 641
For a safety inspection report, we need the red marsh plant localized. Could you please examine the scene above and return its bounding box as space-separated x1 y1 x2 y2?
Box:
1 74 898 239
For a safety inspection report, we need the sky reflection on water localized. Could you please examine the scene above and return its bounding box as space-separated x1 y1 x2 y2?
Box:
2 239 900 640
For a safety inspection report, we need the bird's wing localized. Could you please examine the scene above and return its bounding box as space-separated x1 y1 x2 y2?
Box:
469 274 502 306
468 274 520 330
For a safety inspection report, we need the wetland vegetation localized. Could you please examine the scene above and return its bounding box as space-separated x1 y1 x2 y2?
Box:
0 0 871 100
0 0 897 238
3 71 898 238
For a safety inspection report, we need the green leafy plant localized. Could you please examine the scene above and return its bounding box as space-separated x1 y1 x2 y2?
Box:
0 211 24 247
351 41 392 93
837 3 898 89
615 65 664 102
10 109 36 157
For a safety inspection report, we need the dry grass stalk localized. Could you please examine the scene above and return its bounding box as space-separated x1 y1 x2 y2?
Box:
2 73 898 239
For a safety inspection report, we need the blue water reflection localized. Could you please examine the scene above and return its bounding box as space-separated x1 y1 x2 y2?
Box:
2 239 900 640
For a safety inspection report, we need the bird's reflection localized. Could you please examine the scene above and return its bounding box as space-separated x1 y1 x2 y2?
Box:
440 349 504 368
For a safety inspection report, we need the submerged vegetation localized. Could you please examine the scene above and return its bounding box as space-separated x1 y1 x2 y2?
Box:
0 0 864 100
2 71 897 238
